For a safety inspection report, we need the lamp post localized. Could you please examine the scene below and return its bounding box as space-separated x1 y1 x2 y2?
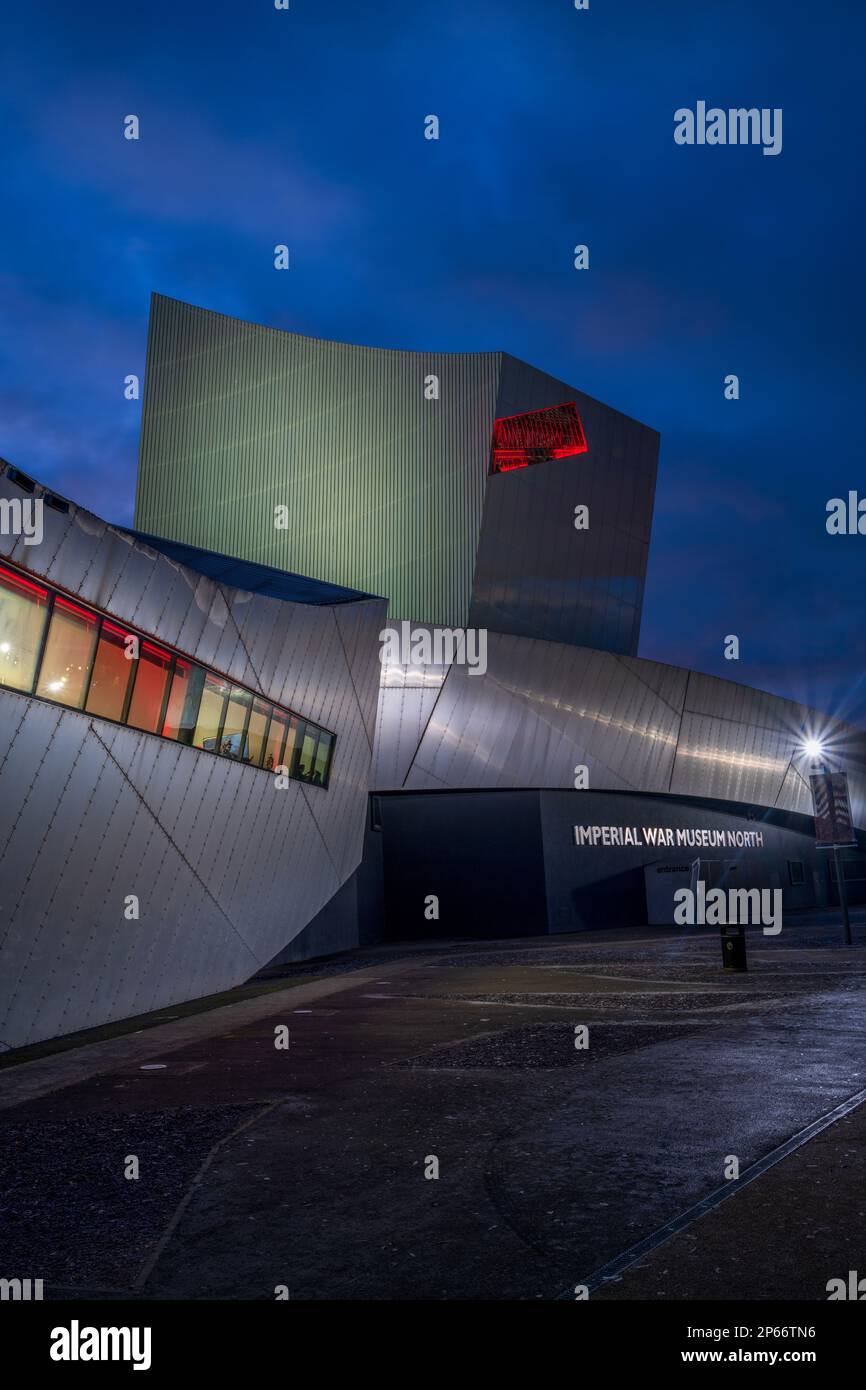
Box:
831 829 852 948
804 740 853 947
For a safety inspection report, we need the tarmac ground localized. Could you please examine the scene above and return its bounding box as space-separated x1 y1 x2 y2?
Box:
2 910 865 1301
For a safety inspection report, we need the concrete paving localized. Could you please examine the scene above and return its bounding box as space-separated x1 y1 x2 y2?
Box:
2 916 866 1301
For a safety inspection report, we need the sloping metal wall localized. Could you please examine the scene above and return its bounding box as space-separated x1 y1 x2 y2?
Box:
469 355 659 655
0 467 385 1049
135 297 660 654
136 294 501 629
371 627 866 828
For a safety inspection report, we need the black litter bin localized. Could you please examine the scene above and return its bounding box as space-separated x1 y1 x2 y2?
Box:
721 923 747 971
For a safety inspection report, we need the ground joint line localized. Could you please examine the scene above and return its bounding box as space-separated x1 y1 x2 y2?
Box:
134 1098 287 1291
555 1082 866 1300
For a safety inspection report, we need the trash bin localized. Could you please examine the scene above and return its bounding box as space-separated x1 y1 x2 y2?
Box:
721 923 747 971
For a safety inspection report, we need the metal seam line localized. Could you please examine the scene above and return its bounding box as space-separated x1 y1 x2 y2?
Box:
400 663 451 788
667 667 691 794
331 605 375 758
555 1081 866 1300
88 724 261 967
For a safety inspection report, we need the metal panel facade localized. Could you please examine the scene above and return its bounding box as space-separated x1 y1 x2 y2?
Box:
469 355 659 655
372 631 866 829
135 294 501 629
135 296 659 656
0 465 386 1049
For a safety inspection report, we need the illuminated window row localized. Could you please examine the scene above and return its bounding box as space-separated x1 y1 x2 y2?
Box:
0 561 335 787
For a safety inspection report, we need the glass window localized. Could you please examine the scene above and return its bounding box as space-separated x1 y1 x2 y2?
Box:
193 673 230 752
312 731 334 787
297 723 318 783
0 565 50 693
283 715 301 775
85 621 135 722
220 686 252 759
162 659 205 745
263 708 290 772
286 718 305 777
246 698 271 768
0 563 334 786
36 596 99 708
126 642 173 733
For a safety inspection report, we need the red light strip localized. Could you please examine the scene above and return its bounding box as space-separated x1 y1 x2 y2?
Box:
141 640 172 661
55 595 99 623
0 557 332 747
0 564 48 598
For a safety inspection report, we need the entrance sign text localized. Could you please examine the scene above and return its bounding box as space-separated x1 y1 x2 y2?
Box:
574 825 764 849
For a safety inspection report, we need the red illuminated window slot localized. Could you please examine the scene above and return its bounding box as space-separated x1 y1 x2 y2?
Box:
141 640 171 661
0 554 337 788
55 595 99 622
491 402 588 474
0 564 48 598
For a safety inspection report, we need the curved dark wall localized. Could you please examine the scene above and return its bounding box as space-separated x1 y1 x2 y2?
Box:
469 353 659 655
377 790 547 940
369 788 862 939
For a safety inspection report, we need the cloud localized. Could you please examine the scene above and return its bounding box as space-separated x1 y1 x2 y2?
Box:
18 82 358 247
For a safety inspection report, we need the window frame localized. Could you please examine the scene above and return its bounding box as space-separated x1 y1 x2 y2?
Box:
161 656 205 745
263 706 292 773
35 592 101 710
245 695 273 769
84 617 138 723
124 638 176 735
220 684 255 761
0 564 53 695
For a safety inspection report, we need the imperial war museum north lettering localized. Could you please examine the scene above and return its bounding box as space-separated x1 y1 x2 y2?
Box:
573 825 765 849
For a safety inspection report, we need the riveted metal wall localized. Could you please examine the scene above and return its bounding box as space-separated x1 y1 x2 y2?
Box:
0 465 386 1049
371 627 866 829
135 294 502 629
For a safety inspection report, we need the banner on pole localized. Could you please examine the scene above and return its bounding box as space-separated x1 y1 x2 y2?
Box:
810 771 856 848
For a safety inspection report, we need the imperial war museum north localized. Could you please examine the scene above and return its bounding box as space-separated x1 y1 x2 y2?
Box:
1 293 864 1047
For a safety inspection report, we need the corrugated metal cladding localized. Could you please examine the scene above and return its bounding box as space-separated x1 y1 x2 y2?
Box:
371 627 866 829
136 294 502 630
469 355 659 656
0 467 386 1049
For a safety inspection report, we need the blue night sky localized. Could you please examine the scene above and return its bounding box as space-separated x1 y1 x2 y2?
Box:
2 1 865 723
